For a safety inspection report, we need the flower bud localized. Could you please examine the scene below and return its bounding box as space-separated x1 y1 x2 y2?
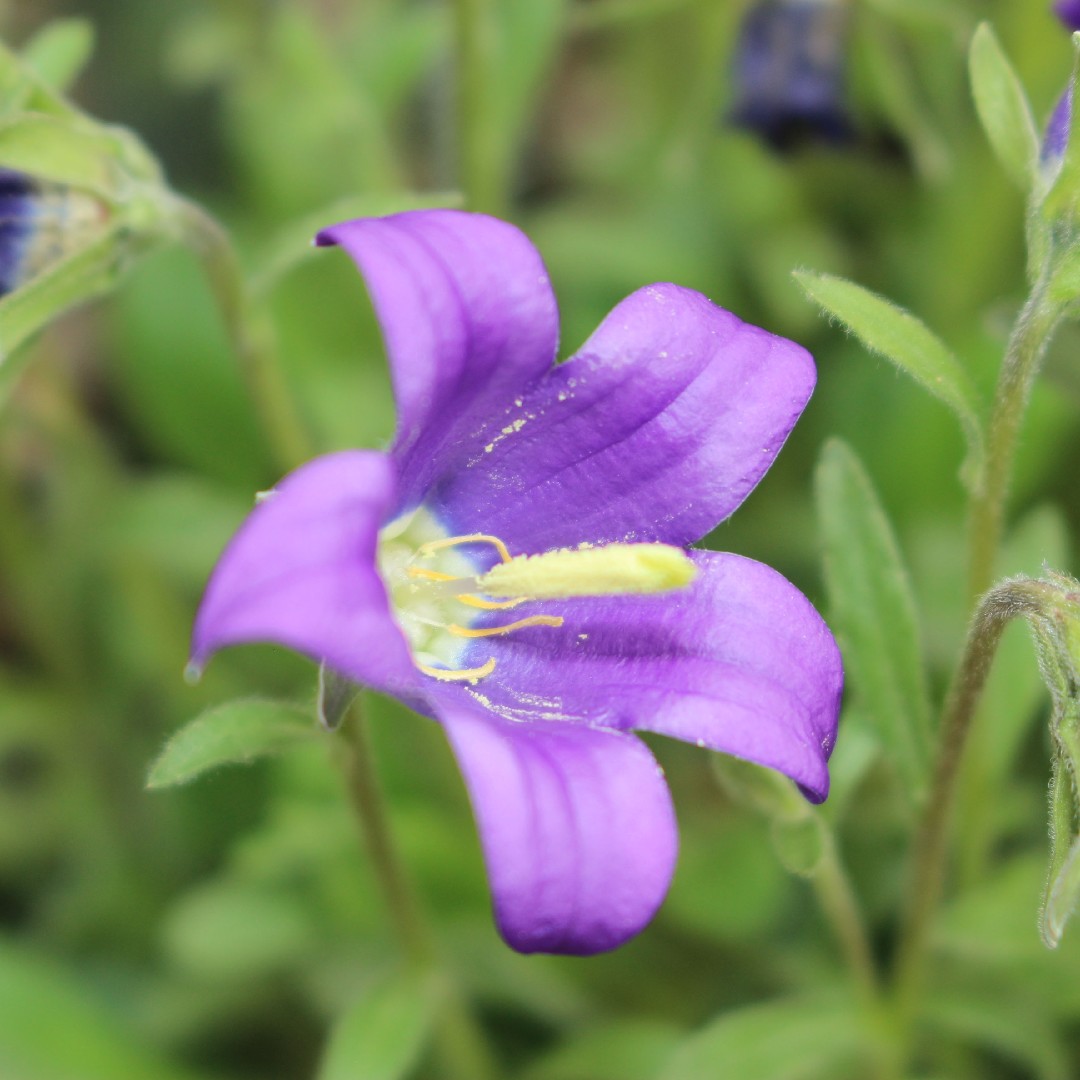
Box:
0 168 108 297
1055 0 1080 33
728 0 853 153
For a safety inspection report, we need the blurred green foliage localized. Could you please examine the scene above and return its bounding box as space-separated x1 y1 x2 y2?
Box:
0 0 1079 1078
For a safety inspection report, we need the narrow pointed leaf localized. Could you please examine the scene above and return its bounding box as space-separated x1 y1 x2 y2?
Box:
0 227 122 378
0 37 72 119
0 115 123 196
23 19 95 93
815 439 932 805
795 271 984 487
969 22 1039 189
1043 768 1080 948
146 699 316 789
317 969 435 1080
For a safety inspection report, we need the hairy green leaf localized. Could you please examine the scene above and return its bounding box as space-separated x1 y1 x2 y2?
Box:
796 272 984 487
147 699 316 789
969 22 1038 189
815 439 933 806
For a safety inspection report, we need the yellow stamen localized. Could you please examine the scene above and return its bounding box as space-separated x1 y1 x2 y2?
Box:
417 533 513 564
415 657 498 682
456 594 526 610
405 567 526 609
406 567 457 582
447 615 564 638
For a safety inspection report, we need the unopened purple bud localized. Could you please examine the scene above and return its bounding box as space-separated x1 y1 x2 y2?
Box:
0 170 38 297
1055 0 1080 33
729 0 853 153
0 168 107 297
1043 85 1074 168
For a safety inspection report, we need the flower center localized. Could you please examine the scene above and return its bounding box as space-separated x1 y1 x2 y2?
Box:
377 507 697 685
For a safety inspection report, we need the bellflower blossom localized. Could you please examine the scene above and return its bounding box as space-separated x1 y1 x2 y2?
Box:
191 210 843 956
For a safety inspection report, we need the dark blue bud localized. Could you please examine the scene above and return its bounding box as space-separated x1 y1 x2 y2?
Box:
1055 0 1080 33
0 168 106 298
1043 85 1073 170
729 0 854 153
0 170 38 297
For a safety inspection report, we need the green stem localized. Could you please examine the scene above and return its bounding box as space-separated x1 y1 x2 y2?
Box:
811 828 900 1080
454 0 504 216
339 706 499 1080
813 829 880 1007
176 199 314 474
965 285 1060 602
891 580 1050 1035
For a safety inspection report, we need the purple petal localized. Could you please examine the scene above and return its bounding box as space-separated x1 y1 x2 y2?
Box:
191 451 417 696
426 284 815 551
315 211 559 509
449 550 841 801
435 702 678 954
1055 0 1080 32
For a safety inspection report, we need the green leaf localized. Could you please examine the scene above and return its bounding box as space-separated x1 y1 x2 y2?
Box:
815 439 933 806
968 22 1039 190
658 995 865 1080
0 115 123 196
520 1020 683 1080
162 881 318 979
0 939 205 1080
925 975 1070 1080
0 37 73 119
796 272 985 487
770 815 826 877
317 969 436 1080
146 699 317 789
1044 823 1080 950
0 226 124 381
22 18 95 93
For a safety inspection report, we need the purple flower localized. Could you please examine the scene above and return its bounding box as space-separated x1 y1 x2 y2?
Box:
191 210 843 955
1055 0 1080 32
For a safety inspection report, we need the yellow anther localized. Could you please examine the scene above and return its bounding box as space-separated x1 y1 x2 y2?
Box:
406 567 457 582
456 594 526 611
447 615 565 638
417 533 513 564
415 657 498 682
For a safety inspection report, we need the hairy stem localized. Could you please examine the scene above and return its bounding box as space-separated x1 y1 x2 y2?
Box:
892 580 1049 1033
966 286 1060 601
